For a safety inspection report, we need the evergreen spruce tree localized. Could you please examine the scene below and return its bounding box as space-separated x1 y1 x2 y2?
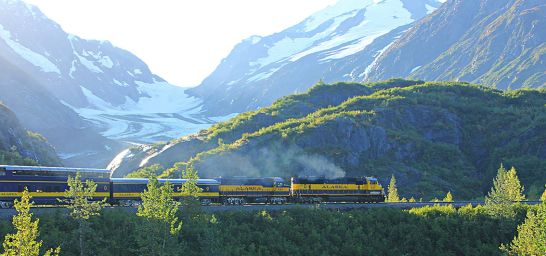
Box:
2 188 60 256
136 176 182 256
387 175 400 202
443 191 453 202
60 172 105 256
180 163 202 197
178 163 203 215
486 165 525 205
485 164 526 217
502 187 546 255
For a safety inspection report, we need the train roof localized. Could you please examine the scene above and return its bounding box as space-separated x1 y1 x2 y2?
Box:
292 176 378 184
0 165 111 173
110 178 220 185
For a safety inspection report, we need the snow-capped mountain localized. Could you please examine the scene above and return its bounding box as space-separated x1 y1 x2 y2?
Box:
0 0 225 167
188 0 445 115
365 0 546 89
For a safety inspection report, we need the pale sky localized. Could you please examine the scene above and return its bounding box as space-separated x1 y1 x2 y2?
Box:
23 0 337 87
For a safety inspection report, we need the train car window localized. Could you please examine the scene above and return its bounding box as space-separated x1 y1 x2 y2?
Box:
36 186 44 193
17 185 24 192
11 169 110 178
0 169 5 176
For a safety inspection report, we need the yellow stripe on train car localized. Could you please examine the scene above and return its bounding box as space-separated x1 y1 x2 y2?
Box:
291 184 361 190
0 192 109 197
220 185 274 192
293 193 381 196
112 192 219 198
275 187 290 192
0 180 110 184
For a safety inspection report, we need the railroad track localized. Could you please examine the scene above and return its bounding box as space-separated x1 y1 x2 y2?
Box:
0 201 542 219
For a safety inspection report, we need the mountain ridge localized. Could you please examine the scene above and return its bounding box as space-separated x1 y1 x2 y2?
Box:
365 0 546 89
188 0 445 116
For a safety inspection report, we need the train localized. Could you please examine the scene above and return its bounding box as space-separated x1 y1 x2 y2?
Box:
0 165 385 208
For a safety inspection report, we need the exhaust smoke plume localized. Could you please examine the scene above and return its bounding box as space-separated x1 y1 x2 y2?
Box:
196 142 345 178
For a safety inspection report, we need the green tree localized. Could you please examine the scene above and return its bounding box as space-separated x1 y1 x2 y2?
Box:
126 164 163 178
2 188 60 256
60 172 106 256
485 165 526 218
486 165 525 204
136 176 182 256
387 175 400 202
443 191 453 202
541 188 546 202
409 197 416 203
180 163 202 197
502 188 546 255
163 162 185 178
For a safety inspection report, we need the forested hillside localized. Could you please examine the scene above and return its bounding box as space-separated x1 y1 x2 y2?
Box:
0 103 60 166
114 79 546 199
0 205 532 255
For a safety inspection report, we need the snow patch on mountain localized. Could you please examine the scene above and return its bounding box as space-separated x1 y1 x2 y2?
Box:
425 4 436 14
99 56 114 68
289 11 361 62
247 66 284 82
0 24 60 74
362 41 396 79
302 0 365 32
322 0 413 60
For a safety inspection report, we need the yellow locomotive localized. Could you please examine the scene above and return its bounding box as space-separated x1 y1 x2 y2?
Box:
291 176 385 203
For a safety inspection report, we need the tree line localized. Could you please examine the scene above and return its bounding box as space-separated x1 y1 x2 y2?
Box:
386 163 545 255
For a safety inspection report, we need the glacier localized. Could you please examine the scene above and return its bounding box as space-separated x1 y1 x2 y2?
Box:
64 80 235 144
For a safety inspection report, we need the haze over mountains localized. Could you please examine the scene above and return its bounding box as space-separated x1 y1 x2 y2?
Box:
0 0 230 167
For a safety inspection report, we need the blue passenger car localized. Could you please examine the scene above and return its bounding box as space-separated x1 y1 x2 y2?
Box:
111 178 220 205
0 165 111 208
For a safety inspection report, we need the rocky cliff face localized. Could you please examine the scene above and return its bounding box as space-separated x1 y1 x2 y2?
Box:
112 80 546 199
0 103 61 166
366 0 546 89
